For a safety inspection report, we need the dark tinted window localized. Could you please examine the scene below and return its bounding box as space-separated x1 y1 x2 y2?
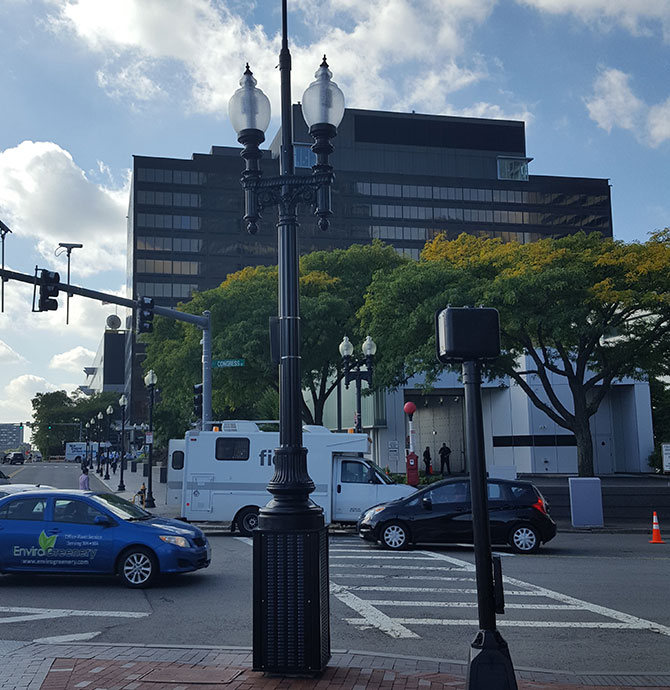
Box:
487 482 513 501
215 438 249 461
509 484 537 503
427 482 469 504
171 450 184 470
54 499 105 525
0 497 47 521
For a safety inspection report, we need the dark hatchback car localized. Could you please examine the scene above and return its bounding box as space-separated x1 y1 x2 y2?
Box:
3 452 25 465
357 477 556 553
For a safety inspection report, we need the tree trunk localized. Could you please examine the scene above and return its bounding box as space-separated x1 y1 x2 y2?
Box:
573 415 595 477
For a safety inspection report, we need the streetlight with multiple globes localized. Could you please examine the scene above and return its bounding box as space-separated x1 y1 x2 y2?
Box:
84 422 90 468
228 0 345 674
118 394 128 492
339 335 377 434
143 370 157 509
96 412 103 474
104 404 114 480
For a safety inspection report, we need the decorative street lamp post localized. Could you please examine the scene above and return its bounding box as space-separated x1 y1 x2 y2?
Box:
105 404 114 480
85 422 90 468
96 412 103 474
143 370 157 509
228 0 345 675
118 394 128 492
339 335 376 433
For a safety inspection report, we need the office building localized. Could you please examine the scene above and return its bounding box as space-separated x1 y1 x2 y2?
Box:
126 107 613 422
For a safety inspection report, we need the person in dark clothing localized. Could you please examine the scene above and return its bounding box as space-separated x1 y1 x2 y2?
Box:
422 446 432 476
439 443 452 475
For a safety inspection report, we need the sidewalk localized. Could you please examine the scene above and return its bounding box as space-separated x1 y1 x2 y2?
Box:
4 640 670 690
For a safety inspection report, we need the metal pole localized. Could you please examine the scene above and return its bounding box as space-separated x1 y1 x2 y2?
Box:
355 372 362 434
118 405 126 492
145 384 156 508
104 415 111 480
252 0 329 674
201 310 212 429
463 359 517 689
66 249 72 325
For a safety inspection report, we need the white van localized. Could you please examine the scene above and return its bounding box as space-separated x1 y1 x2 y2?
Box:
166 438 185 506
173 421 415 535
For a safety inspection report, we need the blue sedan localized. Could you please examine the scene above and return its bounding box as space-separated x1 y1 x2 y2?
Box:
0 490 211 587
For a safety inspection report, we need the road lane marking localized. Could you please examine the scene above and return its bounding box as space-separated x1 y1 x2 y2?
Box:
345 618 657 630
424 551 670 637
365 601 580 610
33 632 101 643
331 564 460 571
330 584 418 639
338 585 543 595
0 607 149 625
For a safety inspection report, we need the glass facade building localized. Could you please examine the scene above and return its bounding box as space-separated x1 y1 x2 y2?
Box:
126 107 612 421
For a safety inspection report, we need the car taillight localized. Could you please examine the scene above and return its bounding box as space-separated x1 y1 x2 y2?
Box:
532 497 548 515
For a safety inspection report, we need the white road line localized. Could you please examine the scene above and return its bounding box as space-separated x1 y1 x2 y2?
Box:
333 574 476 582
329 584 418 639
33 632 101 643
340 585 543 595
331 555 438 560
423 551 670 637
330 564 460 571
364 601 580 610
0 607 149 625
346 618 656 630
234 537 253 546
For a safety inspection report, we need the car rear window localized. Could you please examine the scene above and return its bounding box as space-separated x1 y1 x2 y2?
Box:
0 497 47 521
509 484 537 502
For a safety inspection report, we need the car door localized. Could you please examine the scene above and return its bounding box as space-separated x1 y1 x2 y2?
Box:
0 495 49 571
333 459 380 522
486 481 515 542
410 481 471 544
46 498 117 573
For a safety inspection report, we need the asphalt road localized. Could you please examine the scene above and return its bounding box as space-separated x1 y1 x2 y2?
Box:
1 462 669 674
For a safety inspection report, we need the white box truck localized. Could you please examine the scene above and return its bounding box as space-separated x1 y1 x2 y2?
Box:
170 421 416 535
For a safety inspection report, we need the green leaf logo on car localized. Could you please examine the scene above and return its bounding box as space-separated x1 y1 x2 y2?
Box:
38 531 57 551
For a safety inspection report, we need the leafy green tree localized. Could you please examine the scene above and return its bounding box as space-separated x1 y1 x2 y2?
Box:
360 231 670 477
143 242 406 441
31 390 118 458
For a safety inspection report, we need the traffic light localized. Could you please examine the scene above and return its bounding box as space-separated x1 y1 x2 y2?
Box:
38 270 60 311
136 296 154 333
193 383 203 418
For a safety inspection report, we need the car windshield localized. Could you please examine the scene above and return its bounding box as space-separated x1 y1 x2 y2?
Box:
364 460 395 485
90 493 153 520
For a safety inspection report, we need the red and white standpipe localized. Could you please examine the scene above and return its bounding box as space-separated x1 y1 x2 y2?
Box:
403 401 419 486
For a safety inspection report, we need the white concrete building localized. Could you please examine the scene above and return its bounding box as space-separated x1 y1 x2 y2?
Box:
322 357 654 477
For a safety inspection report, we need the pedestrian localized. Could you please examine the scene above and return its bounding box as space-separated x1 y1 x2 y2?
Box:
439 443 452 475
422 446 432 476
78 466 90 491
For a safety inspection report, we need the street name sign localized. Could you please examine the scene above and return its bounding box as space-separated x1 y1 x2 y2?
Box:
212 359 245 368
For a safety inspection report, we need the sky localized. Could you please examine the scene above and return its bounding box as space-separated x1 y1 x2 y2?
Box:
0 0 668 438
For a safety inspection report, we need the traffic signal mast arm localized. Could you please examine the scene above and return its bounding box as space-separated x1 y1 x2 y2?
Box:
0 267 213 428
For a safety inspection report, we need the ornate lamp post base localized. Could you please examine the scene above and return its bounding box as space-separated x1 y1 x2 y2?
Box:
253 523 330 674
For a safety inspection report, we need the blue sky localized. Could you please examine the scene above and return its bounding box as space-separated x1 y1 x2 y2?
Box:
0 0 668 433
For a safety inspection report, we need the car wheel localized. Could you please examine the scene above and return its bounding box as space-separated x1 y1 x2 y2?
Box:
118 547 158 588
509 524 541 554
380 521 410 550
236 507 259 537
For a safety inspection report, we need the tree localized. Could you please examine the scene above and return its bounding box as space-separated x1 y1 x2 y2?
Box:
360 231 670 477
143 242 406 441
31 390 118 458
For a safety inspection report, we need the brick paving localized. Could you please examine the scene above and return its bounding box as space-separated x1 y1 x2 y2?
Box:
3 644 670 690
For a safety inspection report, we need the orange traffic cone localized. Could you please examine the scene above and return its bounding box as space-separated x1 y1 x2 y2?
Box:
649 512 665 544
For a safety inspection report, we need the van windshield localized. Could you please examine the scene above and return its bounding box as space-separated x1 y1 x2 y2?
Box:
364 460 394 485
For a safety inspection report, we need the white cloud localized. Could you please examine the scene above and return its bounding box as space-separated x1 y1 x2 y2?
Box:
45 0 499 118
0 141 129 277
516 0 670 41
585 68 643 134
0 339 27 365
585 68 670 147
49 345 96 373
0 374 59 426
647 98 670 148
